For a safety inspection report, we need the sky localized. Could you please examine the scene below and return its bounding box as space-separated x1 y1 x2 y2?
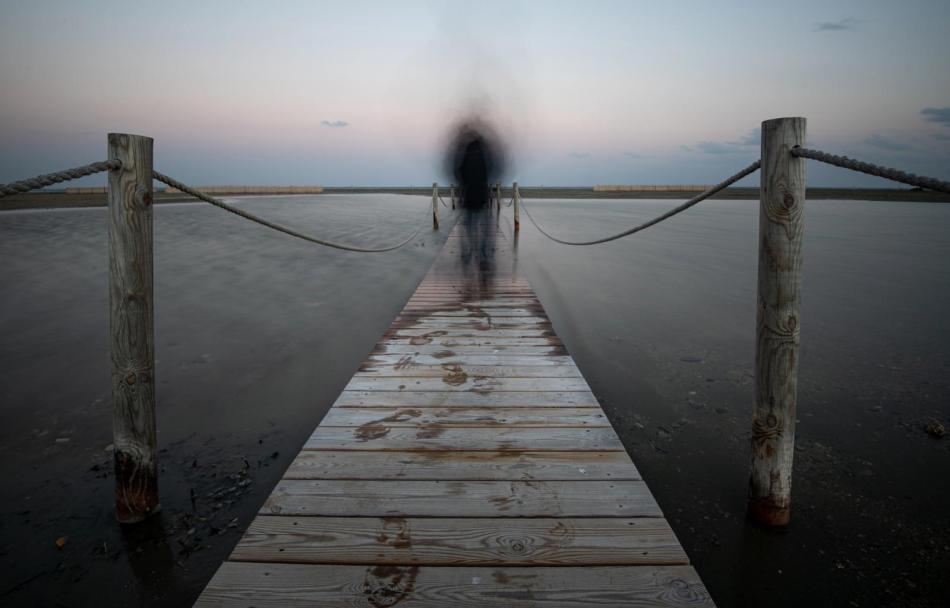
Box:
1 0 949 187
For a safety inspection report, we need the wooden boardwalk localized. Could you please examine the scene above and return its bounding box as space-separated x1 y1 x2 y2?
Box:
196 211 715 607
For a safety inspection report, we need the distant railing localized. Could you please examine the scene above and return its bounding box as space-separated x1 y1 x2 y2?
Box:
2 117 949 527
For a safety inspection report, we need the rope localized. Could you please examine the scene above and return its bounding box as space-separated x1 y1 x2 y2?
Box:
153 171 429 253
438 194 449 208
791 147 950 193
0 160 122 197
519 159 761 246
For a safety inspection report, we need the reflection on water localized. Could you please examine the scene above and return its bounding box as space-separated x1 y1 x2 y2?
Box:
1 195 949 607
0 194 453 607
507 197 950 608
456 207 499 293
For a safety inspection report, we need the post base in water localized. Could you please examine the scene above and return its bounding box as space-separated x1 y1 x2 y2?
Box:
748 498 790 527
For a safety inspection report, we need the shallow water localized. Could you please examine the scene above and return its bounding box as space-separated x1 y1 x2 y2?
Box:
1 195 948 606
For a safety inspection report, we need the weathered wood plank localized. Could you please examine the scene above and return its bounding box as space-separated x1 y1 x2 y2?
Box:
392 318 551 328
344 377 590 392
231 516 687 565
375 345 567 356
284 450 640 481
335 391 599 407
305 427 624 452
397 309 543 317
379 339 561 348
320 407 608 428
403 299 540 308
355 365 581 378
262 480 661 517
364 354 576 367
384 328 556 338
196 563 714 608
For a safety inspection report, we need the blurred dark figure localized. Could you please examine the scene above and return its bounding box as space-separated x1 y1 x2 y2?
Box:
444 118 506 209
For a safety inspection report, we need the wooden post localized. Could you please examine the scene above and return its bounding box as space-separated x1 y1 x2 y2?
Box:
450 186 456 209
513 182 521 232
749 117 806 527
496 182 501 212
432 182 439 229
108 133 159 524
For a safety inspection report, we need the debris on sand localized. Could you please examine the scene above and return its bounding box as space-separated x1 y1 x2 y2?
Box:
925 420 945 439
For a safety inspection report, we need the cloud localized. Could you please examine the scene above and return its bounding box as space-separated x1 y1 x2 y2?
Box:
320 120 349 128
864 134 910 151
736 127 760 146
921 107 950 126
815 18 860 31
695 141 741 155
685 127 760 155
569 151 591 159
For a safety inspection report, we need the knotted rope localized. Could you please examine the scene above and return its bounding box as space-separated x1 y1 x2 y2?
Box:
791 147 950 193
0 160 122 197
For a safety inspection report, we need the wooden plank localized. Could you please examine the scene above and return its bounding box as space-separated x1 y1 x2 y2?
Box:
230 516 688 565
319 407 608 428
284 450 640 481
355 365 582 378
196 563 713 608
364 354 576 367
397 309 543 317
403 299 540 308
392 318 551 328
262 480 661 517
385 328 556 338
305 427 624 452
344 377 590 392
379 338 563 349
335 391 599 407
375 345 567 356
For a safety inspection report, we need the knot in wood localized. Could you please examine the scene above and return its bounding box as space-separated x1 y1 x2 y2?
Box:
501 536 531 555
782 190 795 209
125 372 137 385
752 415 783 442
135 185 151 207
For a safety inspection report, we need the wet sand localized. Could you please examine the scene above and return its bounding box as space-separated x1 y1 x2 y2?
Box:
1 195 948 606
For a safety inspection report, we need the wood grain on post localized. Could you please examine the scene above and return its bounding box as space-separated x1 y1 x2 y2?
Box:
749 117 806 527
513 182 521 231
108 133 159 524
432 182 439 230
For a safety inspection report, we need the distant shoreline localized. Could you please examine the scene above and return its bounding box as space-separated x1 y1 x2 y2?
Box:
2 186 948 211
